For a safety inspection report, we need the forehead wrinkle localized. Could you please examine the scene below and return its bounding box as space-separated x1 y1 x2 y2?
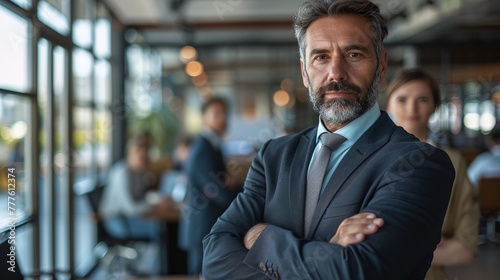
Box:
304 16 375 58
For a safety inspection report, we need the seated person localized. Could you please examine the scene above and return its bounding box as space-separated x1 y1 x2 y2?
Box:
99 132 168 275
468 128 500 187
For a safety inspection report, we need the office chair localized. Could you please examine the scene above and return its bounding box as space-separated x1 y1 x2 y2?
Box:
79 184 151 278
477 177 500 242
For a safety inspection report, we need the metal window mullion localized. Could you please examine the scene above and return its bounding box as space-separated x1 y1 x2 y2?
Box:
66 47 76 280
30 12 41 280
46 42 56 280
67 1 75 277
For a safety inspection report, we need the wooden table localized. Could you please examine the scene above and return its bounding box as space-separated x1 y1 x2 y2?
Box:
142 199 181 222
143 203 187 275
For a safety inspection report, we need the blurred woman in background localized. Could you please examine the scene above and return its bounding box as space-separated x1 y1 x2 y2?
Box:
385 68 480 280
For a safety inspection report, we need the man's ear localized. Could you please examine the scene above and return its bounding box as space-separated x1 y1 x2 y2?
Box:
379 50 388 85
300 59 309 88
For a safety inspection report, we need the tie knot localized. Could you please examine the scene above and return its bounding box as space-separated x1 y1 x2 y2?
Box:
320 133 346 150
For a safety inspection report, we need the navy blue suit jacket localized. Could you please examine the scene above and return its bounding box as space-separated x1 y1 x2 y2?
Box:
184 135 239 251
203 112 454 280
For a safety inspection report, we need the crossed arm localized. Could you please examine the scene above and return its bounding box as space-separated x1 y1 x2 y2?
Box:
244 213 384 250
203 142 454 279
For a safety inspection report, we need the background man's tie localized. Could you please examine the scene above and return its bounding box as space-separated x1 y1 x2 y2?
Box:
304 133 347 236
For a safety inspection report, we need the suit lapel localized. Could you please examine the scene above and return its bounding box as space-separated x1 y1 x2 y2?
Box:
308 113 395 237
289 128 317 237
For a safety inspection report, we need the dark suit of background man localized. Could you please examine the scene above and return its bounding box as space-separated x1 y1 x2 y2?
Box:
184 97 240 275
203 0 455 279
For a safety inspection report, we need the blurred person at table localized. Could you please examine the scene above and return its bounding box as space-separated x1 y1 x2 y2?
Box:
467 128 500 187
183 97 240 275
385 68 480 280
99 131 170 275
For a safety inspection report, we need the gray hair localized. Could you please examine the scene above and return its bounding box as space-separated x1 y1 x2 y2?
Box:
293 0 388 61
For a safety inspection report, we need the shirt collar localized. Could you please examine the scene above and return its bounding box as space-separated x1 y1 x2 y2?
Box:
201 128 223 149
316 102 381 144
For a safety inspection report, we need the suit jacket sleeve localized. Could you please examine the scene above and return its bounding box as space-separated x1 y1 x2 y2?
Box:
203 139 454 280
203 141 272 279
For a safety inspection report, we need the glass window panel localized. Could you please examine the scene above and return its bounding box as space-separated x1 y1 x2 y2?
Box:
38 38 49 113
73 48 93 103
0 5 29 92
72 0 95 48
73 107 93 184
53 45 70 271
37 38 49 186
37 0 70 35
11 0 32 9
95 110 111 172
94 2 110 58
54 45 68 177
95 60 111 105
0 93 32 274
37 37 53 275
0 94 30 208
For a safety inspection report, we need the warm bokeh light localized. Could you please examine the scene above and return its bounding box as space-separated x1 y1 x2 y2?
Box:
180 45 197 62
273 90 290 107
192 72 208 87
185 61 204 77
493 91 500 105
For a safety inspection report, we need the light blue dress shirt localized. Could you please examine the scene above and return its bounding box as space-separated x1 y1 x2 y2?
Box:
309 103 381 195
467 145 500 187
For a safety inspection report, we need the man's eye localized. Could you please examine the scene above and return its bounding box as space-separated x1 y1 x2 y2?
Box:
347 53 362 59
315 55 329 61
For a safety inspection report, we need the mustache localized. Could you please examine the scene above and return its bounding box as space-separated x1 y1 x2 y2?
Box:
318 81 362 96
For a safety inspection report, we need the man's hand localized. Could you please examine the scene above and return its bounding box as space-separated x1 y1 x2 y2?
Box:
243 223 268 250
329 213 384 247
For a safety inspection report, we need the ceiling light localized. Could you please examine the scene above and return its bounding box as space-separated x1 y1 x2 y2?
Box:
185 61 203 77
273 90 290 107
180 45 197 62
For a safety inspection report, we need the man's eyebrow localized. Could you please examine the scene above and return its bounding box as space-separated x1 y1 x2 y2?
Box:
308 44 371 58
344 44 370 53
308 48 329 58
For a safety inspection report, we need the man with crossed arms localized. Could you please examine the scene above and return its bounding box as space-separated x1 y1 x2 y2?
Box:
203 1 455 279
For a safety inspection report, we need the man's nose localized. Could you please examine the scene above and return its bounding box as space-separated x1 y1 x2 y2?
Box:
326 56 348 83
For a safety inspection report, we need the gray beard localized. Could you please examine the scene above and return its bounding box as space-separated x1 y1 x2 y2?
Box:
308 66 380 127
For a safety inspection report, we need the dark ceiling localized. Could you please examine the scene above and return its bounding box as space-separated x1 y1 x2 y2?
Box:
105 0 500 86
104 0 500 46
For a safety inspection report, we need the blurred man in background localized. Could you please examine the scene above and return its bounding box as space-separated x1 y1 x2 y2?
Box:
183 97 240 275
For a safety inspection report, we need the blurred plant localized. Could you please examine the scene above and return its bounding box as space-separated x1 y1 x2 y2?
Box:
129 103 181 155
